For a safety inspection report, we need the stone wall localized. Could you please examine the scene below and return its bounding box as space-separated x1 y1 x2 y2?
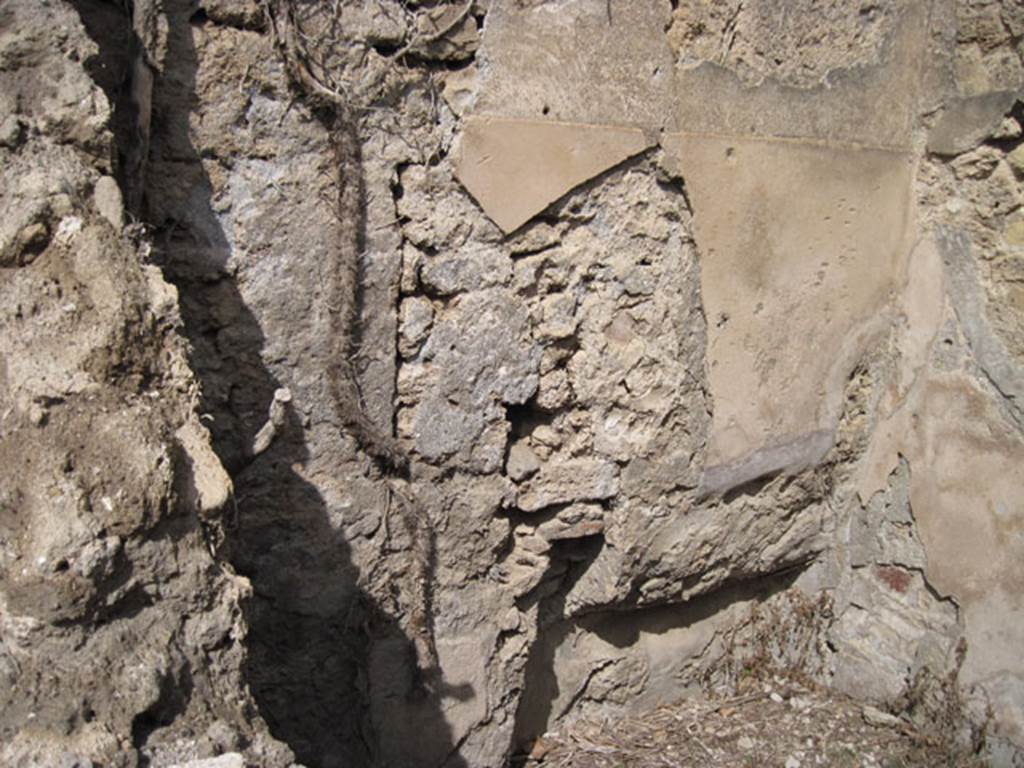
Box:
1 1 1022 766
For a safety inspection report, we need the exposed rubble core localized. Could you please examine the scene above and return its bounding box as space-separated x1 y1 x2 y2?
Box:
0 1 290 766
1 1 1022 767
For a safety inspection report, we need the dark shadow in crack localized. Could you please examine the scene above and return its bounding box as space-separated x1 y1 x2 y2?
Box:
72 2 464 766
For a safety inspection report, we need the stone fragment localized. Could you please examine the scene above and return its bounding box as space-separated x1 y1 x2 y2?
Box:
516 531 552 556
927 91 1019 156
862 705 899 728
536 368 572 411
410 4 478 61
175 419 233 517
531 425 561 449
0 114 22 148
454 116 653 233
535 503 604 542
413 395 485 463
251 387 292 457
509 222 563 255
420 247 510 296
498 607 520 632
398 296 433 358
92 176 124 231
516 459 619 512
400 242 424 294
503 529 552 597
200 0 262 28
441 65 478 117
396 163 494 248
54 216 83 248
535 293 577 340
421 289 540 408
506 440 540 481
620 266 657 296
470 418 510 474
507 560 547 599
994 116 1022 140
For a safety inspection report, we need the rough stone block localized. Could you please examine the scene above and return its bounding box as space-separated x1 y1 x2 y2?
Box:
516 459 619 512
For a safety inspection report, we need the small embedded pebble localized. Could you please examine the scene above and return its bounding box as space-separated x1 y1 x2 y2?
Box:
862 705 899 728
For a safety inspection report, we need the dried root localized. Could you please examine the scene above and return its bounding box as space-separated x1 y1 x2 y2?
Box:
260 0 459 684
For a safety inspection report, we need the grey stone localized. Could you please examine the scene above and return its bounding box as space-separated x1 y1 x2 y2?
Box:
413 395 486 462
506 440 541 481
398 296 433 358
420 247 511 296
928 91 1019 156
422 289 541 408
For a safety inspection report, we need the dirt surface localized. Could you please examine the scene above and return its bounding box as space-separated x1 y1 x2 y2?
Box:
519 681 984 768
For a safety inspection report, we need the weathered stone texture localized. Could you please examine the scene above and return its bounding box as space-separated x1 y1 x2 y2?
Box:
449 0 1024 761
0 2 291 766
5 0 1024 766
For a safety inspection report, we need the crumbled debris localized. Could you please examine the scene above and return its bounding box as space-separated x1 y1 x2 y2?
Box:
516 683 985 767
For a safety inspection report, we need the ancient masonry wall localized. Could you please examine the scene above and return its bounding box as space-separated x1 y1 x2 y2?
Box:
0 1 1022 767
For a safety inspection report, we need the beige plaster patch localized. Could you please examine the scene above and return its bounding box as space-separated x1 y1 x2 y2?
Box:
661 134 915 492
859 370 1024 743
454 116 653 233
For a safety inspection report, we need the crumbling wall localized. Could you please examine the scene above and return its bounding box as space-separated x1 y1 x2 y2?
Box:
0 1 291 766
451 0 1024 763
2 1 1023 767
